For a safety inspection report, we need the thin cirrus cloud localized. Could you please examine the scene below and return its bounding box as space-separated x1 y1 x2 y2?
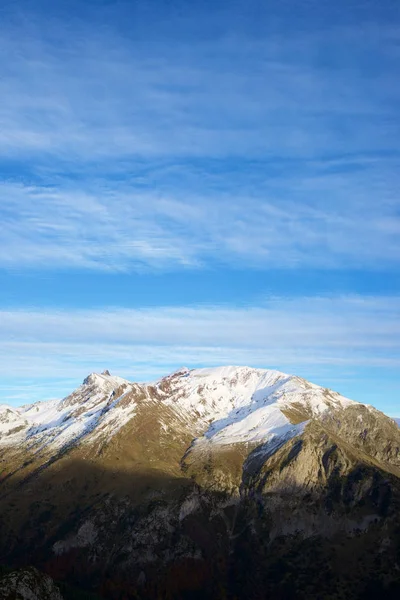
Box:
0 296 399 404
1 296 399 347
1 170 400 271
0 15 399 160
0 10 399 272
0 9 399 272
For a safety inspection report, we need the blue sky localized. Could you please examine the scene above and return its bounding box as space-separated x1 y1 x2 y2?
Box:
0 0 399 415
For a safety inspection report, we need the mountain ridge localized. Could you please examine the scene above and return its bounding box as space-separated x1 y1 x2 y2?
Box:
0 365 366 452
1 366 400 599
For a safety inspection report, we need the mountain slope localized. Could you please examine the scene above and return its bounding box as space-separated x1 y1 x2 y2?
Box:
0 366 361 461
1 366 399 599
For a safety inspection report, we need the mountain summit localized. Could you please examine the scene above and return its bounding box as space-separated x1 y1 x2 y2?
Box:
1 366 400 599
0 366 363 455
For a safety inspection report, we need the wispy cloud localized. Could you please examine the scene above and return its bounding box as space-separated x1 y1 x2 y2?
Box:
0 295 398 405
1 168 399 270
0 8 399 271
0 16 399 161
2 296 399 347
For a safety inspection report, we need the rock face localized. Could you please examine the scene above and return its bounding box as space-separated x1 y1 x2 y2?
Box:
0 566 63 600
0 366 400 599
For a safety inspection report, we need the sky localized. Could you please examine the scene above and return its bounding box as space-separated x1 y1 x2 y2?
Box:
0 0 399 415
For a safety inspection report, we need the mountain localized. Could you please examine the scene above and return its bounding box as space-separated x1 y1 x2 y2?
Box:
1 366 400 599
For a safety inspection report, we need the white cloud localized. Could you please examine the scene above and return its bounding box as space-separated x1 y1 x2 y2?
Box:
2 168 400 269
0 296 398 404
0 14 399 161
0 12 399 271
2 296 399 348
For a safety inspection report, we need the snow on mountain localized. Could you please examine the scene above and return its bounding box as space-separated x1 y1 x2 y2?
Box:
0 366 363 455
0 371 132 451
0 404 29 442
157 366 358 450
1 367 399 600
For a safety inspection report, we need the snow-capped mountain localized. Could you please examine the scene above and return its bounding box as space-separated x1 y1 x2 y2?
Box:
0 366 361 455
1 366 399 600
0 370 131 450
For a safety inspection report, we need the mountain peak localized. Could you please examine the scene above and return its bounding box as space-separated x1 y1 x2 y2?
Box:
82 371 114 387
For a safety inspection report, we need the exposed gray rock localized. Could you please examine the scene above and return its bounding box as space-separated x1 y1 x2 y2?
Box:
0 567 63 600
